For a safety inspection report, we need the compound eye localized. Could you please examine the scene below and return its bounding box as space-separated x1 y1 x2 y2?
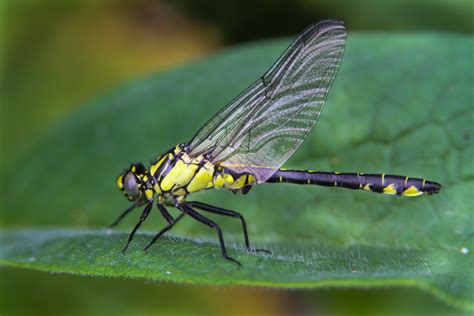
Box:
123 172 140 199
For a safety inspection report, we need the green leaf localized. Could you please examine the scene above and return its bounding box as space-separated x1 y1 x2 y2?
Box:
1 33 473 310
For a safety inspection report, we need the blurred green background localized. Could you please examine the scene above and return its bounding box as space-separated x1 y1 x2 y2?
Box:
1 0 472 315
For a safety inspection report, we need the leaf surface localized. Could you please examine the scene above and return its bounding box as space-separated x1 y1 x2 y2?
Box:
1 33 473 310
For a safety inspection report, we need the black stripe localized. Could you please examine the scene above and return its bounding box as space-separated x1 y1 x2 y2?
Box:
151 154 173 180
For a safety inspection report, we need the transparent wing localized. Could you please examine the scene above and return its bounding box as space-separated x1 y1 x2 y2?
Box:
187 20 347 183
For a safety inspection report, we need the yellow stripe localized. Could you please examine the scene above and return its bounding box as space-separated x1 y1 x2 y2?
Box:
150 155 167 176
381 173 385 186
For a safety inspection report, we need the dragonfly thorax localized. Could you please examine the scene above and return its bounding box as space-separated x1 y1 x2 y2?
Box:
117 145 256 205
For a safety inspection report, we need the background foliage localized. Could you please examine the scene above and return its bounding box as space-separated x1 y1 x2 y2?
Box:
1 1 473 315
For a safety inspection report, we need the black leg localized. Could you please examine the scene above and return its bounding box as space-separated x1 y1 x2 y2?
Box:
187 201 270 254
143 203 186 252
122 202 153 253
178 203 242 266
109 201 141 228
187 201 250 248
157 203 175 224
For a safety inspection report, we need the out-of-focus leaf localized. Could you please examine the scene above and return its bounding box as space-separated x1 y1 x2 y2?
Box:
0 33 473 310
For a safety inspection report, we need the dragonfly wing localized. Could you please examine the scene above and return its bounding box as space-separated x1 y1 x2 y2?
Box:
187 20 347 183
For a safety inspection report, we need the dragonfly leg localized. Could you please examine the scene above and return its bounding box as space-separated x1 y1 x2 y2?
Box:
108 201 141 228
187 201 270 254
178 202 242 267
144 203 185 252
187 201 250 248
122 202 152 253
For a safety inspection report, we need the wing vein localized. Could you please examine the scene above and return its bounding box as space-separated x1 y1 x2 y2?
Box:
187 20 347 183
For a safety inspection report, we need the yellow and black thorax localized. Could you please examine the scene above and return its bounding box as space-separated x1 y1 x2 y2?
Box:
145 145 255 201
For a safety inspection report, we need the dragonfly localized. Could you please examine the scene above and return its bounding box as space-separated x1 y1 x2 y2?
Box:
112 20 441 265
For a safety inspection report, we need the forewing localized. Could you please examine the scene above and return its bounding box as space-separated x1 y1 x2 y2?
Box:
187 20 347 183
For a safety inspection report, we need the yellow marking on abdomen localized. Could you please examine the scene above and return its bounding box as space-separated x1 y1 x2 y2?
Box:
224 173 256 190
403 185 423 197
213 174 225 188
247 175 255 185
383 183 397 195
229 175 247 189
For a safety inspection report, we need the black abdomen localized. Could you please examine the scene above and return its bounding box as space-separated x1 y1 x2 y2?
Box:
267 170 441 196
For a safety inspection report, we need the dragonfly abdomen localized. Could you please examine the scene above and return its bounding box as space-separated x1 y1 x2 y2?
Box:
267 170 441 197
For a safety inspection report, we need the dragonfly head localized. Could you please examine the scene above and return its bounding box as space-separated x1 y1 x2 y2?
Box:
116 163 147 201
